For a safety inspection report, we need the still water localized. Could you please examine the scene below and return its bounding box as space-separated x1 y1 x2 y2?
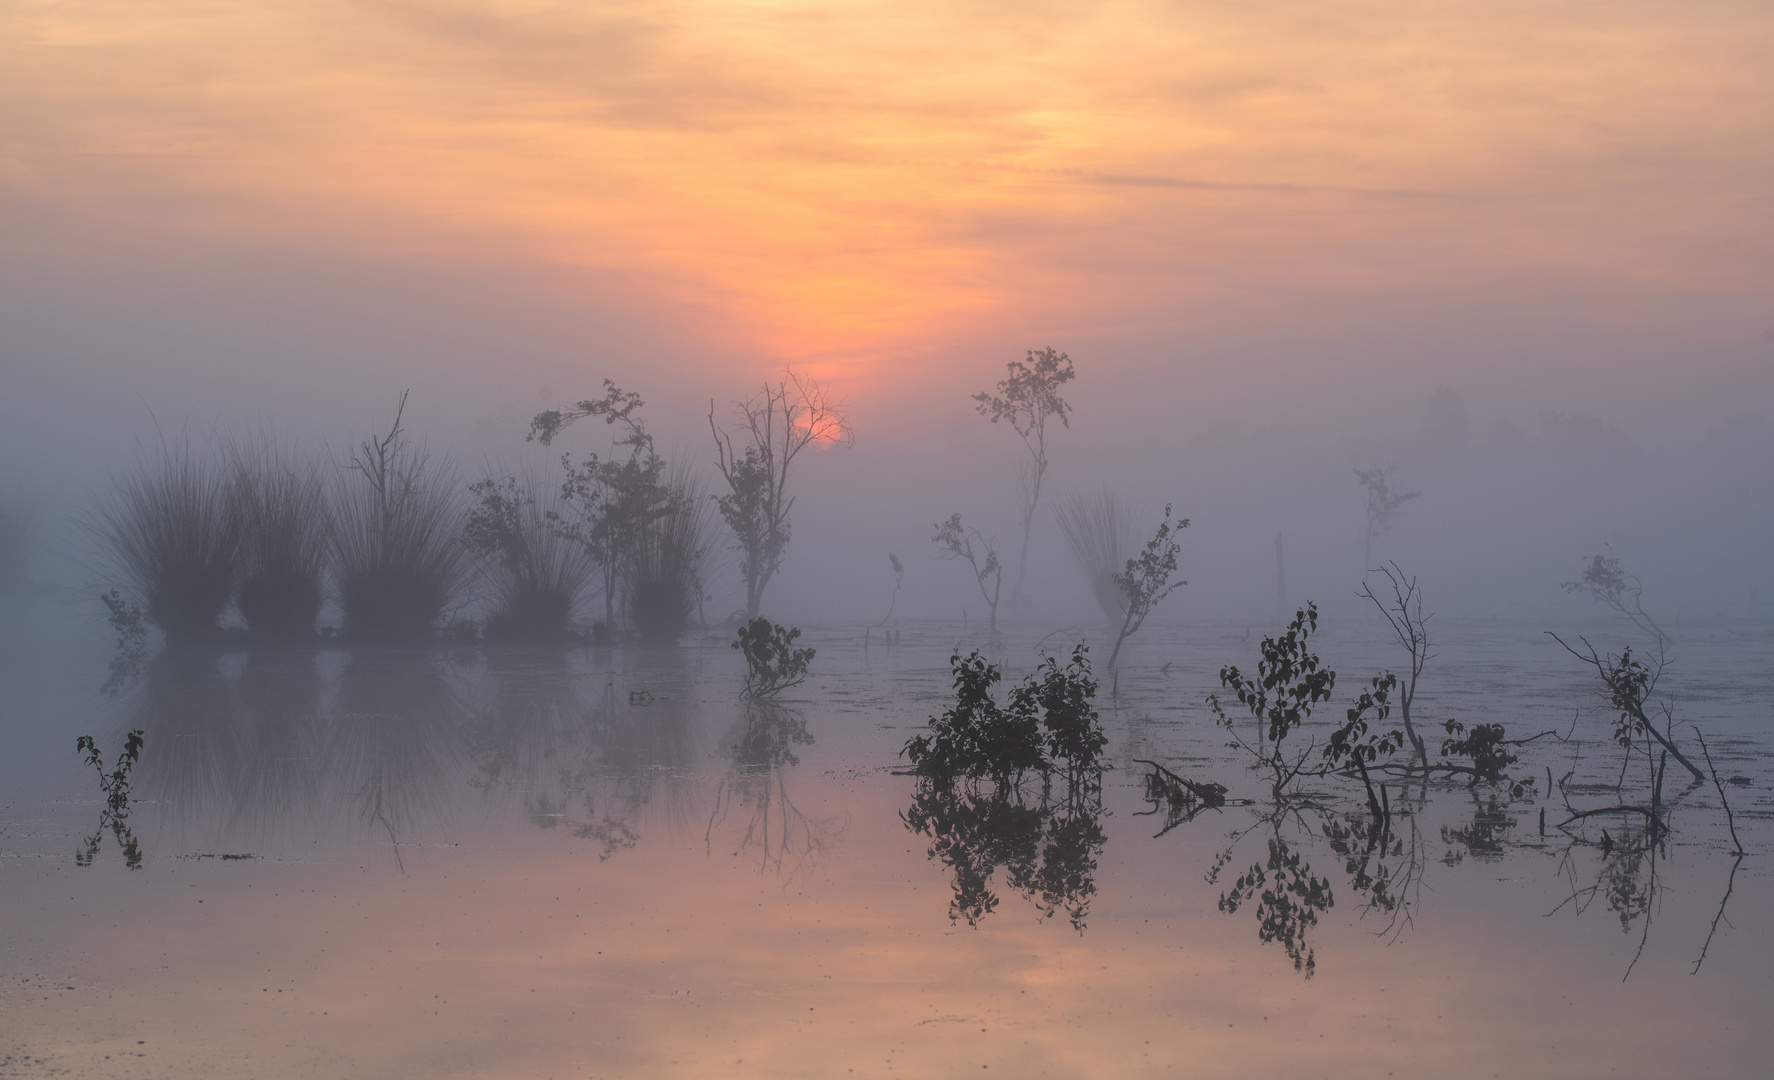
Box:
3 605 1770 1078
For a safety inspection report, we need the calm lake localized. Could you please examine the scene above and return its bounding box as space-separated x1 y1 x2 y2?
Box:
3 604 1770 1078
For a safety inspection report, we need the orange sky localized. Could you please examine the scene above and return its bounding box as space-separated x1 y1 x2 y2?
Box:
4 0 1772 393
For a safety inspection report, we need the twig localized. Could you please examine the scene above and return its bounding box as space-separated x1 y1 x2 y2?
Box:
1691 853 1744 975
1691 726 1745 855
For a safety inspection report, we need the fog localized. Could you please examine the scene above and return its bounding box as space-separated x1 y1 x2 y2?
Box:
4 0 1772 634
3 232 1769 633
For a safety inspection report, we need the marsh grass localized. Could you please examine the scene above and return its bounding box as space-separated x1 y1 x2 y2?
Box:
465 470 596 644
625 465 718 644
91 441 242 644
230 439 330 641
1054 491 1137 621
333 397 469 643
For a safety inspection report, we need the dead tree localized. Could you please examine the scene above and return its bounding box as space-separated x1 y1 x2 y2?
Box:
708 372 853 618
1358 562 1432 770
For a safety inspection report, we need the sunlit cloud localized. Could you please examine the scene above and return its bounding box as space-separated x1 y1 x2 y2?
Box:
3 0 1770 392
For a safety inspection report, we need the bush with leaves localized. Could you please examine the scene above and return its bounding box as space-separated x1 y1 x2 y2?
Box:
75 729 145 870
902 645 1106 784
1440 720 1518 786
734 617 816 697
1105 504 1187 671
1209 603 1337 799
1323 673 1404 820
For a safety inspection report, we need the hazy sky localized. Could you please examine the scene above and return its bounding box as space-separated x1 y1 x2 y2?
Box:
4 0 1772 620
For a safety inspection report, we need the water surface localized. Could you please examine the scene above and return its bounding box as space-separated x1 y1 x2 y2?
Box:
3 608 1769 1078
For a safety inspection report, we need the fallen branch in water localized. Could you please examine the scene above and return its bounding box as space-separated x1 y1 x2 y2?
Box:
1134 759 1228 806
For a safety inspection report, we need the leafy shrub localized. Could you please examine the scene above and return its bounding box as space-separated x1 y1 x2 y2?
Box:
902 645 1106 783
1323 673 1404 819
1210 603 1337 798
75 729 145 870
1441 719 1517 785
734 617 815 697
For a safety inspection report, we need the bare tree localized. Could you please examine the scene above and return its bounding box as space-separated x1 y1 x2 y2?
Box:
709 372 853 618
1355 466 1420 567
974 348 1076 600
931 513 1003 637
1358 562 1432 770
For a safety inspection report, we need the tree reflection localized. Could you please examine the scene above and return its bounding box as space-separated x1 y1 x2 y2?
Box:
707 702 846 879
467 652 699 860
1213 827 1334 977
1440 793 1517 865
1549 816 1664 978
902 779 1104 931
1321 810 1425 941
332 651 465 866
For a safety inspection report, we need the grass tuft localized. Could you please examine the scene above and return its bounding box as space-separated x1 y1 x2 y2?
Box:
230 438 330 641
90 440 242 644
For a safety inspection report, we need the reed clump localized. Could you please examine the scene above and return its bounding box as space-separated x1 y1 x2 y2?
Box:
231 439 330 641
332 394 469 644
464 471 595 644
1054 490 1136 621
91 441 242 644
625 466 719 645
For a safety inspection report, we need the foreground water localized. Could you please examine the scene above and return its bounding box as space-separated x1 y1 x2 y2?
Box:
3 605 1770 1078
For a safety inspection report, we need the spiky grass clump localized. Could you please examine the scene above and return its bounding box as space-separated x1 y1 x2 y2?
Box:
1054 490 1137 622
464 470 595 645
625 467 719 645
332 398 469 644
231 440 330 641
92 443 242 644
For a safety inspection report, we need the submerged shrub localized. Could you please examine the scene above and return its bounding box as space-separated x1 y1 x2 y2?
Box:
333 395 469 644
231 439 330 641
902 645 1106 784
1210 603 1337 799
463 473 594 644
734 617 815 697
91 442 242 644
1440 720 1517 785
